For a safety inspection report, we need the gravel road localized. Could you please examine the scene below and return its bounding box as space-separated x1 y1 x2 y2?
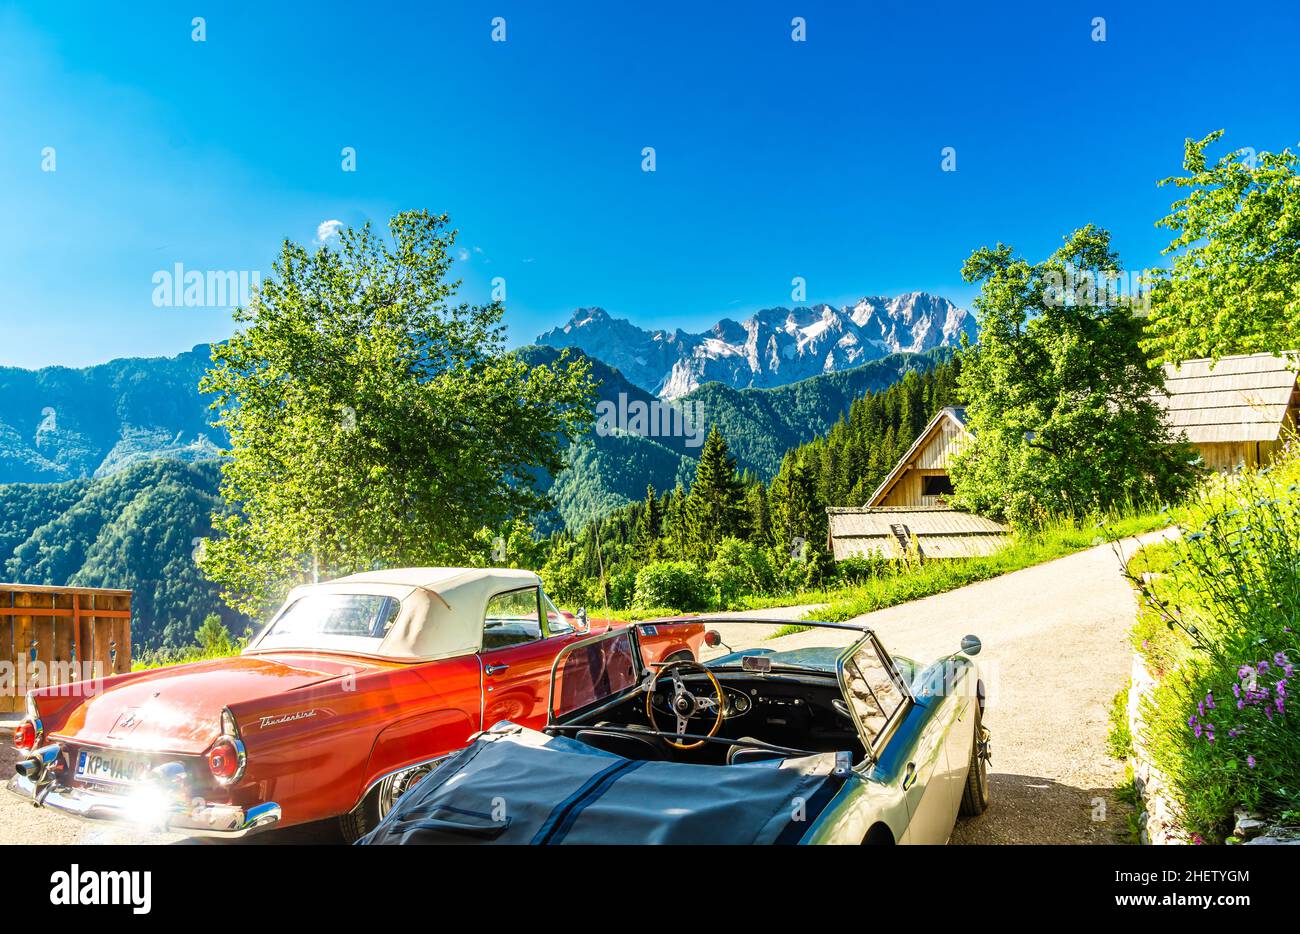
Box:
844 533 1162 844
0 535 1158 845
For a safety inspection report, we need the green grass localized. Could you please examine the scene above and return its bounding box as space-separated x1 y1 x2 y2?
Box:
764 509 1172 635
1107 681 1134 759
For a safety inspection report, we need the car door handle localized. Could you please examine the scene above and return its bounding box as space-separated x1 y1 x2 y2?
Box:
902 762 917 790
484 663 510 675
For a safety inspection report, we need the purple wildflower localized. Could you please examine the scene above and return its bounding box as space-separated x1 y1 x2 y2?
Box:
1247 755 1256 769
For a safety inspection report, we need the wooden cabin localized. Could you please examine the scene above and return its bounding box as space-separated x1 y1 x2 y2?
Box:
1157 351 1300 471
827 407 1009 561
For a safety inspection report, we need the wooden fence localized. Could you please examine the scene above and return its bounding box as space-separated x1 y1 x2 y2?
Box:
0 584 131 714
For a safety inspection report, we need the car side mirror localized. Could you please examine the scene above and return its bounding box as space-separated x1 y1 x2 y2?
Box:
960 634 982 657
576 607 589 632
704 630 722 647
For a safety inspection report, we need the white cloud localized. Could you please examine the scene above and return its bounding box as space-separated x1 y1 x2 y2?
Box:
316 219 344 244
457 247 471 261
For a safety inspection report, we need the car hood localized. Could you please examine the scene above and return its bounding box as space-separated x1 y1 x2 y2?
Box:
52 654 384 755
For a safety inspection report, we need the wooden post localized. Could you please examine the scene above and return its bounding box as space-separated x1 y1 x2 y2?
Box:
0 590 13 714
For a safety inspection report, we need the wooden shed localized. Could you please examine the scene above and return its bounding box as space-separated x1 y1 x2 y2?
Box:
1157 351 1300 471
828 406 1009 561
0 584 131 713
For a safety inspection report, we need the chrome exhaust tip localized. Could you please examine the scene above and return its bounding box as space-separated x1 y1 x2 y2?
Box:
15 743 63 782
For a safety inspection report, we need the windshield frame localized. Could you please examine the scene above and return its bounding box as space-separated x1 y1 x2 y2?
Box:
664 615 875 675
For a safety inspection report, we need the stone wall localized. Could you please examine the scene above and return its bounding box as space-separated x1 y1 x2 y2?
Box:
1126 653 1189 845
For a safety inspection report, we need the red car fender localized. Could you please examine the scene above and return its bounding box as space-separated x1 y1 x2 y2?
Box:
357 705 478 806
224 655 484 824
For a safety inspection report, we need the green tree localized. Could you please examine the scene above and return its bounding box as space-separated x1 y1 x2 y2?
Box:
745 481 773 544
950 226 1197 525
683 428 746 559
195 613 233 654
770 452 827 560
1146 131 1300 363
636 483 663 558
199 211 594 614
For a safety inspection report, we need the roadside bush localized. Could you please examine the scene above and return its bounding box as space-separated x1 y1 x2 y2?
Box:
1130 448 1300 839
832 554 890 586
633 561 710 611
706 538 777 607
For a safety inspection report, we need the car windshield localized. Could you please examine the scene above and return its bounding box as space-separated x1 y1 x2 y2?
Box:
688 620 865 674
258 593 401 650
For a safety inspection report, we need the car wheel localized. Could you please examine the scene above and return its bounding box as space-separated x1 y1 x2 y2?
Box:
338 764 434 843
959 703 990 817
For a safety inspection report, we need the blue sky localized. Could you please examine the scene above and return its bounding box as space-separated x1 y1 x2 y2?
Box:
1 1 1297 368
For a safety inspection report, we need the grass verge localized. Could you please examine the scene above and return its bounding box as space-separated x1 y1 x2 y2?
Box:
766 510 1171 636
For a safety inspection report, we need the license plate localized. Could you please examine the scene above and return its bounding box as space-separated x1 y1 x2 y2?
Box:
75 750 150 785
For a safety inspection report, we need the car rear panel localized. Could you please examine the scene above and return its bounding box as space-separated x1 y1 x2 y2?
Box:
41 653 389 756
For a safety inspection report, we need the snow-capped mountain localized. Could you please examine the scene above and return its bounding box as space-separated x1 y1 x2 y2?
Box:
535 292 976 398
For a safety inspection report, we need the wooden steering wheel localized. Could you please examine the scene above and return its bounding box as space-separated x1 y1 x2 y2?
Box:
645 659 725 750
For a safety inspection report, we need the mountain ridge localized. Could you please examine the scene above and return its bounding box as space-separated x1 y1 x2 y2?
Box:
536 292 975 398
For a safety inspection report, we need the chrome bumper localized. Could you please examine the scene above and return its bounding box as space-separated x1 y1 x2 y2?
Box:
8 754 281 839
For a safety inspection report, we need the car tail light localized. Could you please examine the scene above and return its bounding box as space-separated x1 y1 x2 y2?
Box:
13 719 38 751
207 738 242 782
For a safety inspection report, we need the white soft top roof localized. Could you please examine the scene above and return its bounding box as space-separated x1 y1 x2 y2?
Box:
245 567 543 661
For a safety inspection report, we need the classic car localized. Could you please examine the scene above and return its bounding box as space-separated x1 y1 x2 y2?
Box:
8 568 704 841
359 617 990 845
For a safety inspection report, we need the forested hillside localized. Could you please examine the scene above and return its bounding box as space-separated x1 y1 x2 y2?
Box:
0 345 221 483
0 460 249 649
540 358 963 608
520 344 950 528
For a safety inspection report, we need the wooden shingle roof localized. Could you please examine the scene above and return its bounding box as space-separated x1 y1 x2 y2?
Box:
826 506 1007 560
1159 352 1299 444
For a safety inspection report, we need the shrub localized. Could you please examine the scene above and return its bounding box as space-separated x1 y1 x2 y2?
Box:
706 538 777 607
1130 450 1300 839
633 561 709 611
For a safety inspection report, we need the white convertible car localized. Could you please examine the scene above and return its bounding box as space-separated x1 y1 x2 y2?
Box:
359 617 990 845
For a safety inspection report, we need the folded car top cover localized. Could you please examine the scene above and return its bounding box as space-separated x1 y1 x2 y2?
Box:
361 722 848 845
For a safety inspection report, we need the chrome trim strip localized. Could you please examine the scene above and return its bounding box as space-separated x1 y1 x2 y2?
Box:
5 772 281 838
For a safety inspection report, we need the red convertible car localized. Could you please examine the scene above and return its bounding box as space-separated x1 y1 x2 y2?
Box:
8 568 703 840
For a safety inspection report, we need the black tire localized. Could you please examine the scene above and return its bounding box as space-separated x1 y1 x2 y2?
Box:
959 704 990 817
338 792 381 843
338 763 434 843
